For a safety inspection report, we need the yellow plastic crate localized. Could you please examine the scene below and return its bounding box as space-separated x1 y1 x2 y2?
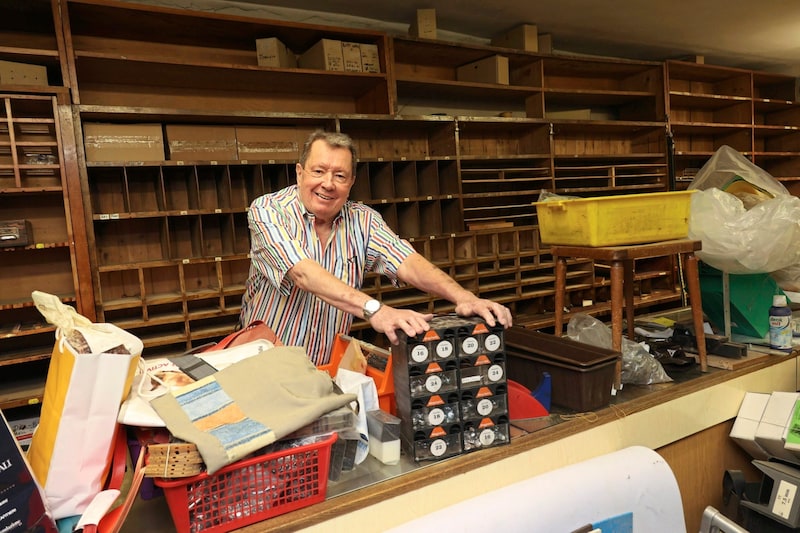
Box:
534 190 695 246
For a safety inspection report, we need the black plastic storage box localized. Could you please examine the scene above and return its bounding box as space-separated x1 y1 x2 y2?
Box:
504 327 619 412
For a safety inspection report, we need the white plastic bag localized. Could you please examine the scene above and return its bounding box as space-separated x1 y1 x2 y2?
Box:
688 145 800 274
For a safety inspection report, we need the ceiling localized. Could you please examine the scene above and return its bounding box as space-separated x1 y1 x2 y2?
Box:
191 0 800 76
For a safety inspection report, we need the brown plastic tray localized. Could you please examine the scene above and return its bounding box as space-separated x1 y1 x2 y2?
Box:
504 326 619 368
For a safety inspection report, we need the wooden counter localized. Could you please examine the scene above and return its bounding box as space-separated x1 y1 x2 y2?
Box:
245 350 798 533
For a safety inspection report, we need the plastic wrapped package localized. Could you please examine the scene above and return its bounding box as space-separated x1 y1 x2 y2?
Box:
565 313 672 385
688 145 800 274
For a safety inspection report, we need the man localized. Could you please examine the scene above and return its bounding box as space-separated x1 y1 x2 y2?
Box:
239 130 512 366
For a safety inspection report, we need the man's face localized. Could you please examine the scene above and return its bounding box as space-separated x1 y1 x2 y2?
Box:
296 140 354 225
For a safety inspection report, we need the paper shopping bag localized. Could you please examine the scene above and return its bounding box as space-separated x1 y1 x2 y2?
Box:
26 292 142 520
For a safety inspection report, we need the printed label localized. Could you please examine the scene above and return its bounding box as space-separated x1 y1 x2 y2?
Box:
477 398 493 416
484 333 501 352
411 344 429 363
773 480 797 519
430 438 448 457
435 340 454 359
461 336 479 355
427 407 445 426
425 374 443 393
487 364 504 382
478 428 496 447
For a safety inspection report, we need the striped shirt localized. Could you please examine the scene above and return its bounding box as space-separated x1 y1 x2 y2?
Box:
239 185 415 365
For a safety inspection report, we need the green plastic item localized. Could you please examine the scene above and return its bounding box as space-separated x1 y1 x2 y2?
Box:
699 263 785 339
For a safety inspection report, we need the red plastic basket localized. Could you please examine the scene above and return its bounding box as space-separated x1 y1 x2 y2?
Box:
154 433 337 533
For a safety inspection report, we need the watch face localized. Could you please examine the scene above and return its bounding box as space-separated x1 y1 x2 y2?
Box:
365 299 381 316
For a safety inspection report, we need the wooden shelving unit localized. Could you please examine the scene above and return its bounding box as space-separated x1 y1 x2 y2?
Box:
1 0 797 409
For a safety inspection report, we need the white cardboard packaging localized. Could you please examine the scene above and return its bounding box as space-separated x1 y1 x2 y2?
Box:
730 392 770 459
754 391 800 463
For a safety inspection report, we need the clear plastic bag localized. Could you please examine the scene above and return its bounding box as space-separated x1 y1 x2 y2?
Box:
688 145 800 274
565 313 672 385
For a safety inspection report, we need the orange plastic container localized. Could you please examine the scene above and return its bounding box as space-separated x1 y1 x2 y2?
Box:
317 334 396 416
155 433 336 533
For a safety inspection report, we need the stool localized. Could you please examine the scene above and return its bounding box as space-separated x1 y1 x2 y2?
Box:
552 239 707 390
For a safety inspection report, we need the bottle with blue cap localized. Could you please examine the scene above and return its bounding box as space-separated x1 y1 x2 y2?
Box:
769 294 793 352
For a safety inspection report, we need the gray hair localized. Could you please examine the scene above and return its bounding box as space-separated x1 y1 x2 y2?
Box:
299 129 357 177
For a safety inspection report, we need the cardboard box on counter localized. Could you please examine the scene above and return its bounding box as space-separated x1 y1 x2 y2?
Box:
491 24 539 52
409 8 436 39
457 55 509 85
255 37 297 68
298 39 344 71
166 125 238 161
235 125 302 161
730 392 770 460
0 59 48 86
83 123 166 162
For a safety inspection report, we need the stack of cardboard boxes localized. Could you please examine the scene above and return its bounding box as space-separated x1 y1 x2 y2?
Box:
256 37 380 73
83 123 312 162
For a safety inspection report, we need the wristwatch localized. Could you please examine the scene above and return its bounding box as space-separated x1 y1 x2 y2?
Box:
362 298 382 319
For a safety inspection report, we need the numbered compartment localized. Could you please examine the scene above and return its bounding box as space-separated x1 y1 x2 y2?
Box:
410 424 463 462
462 415 510 452
410 393 461 431
459 352 507 388
459 383 508 420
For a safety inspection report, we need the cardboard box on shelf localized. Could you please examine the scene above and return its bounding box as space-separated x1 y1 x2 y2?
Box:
491 24 539 52
409 8 437 39
538 33 553 54
235 125 302 161
359 43 380 73
166 125 238 161
457 55 509 85
0 59 48 86
83 123 166 162
255 37 297 68
341 42 363 72
298 39 345 71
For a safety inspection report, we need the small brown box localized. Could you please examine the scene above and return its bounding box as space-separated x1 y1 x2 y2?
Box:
341 42 363 72
0 220 32 248
298 39 344 71
235 126 301 161
409 8 437 39
538 33 553 54
0 60 47 86
359 43 380 73
255 37 297 68
457 55 509 85
83 123 166 162
166 125 238 161
491 24 538 52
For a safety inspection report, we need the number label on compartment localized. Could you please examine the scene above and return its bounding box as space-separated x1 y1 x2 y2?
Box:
411 344 429 363
430 438 447 457
425 374 443 393
427 407 446 426
461 336 479 355
477 398 493 416
488 364 504 382
485 333 501 352
435 340 453 359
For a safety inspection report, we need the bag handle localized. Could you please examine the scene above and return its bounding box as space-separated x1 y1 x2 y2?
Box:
205 320 280 352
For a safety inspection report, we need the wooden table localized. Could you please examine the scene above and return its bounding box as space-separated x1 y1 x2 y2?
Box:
552 239 708 388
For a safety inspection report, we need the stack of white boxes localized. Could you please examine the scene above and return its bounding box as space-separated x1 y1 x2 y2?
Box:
731 391 800 463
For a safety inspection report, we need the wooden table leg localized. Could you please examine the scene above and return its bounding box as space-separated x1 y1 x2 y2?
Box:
610 260 624 390
683 252 708 372
624 259 635 341
554 255 567 336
